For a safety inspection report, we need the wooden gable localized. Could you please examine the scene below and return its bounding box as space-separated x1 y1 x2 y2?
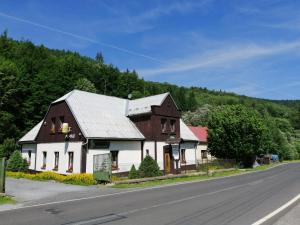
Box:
36 101 84 143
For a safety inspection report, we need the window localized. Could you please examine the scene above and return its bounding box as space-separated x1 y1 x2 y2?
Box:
89 140 110 149
28 151 32 166
146 149 149 156
59 116 64 132
201 150 208 159
54 152 59 171
111 151 119 170
50 117 56 134
170 120 176 133
161 118 167 133
67 152 74 172
42 152 47 169
180 149 186 163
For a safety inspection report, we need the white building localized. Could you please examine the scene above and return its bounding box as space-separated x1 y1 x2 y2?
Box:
19 90 198 175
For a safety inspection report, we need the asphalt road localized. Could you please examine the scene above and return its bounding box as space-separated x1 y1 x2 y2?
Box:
1 163 300 225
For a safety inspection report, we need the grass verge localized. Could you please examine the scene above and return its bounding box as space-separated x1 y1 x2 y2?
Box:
113 169 242 188
113 162 293 189
0 195 16 205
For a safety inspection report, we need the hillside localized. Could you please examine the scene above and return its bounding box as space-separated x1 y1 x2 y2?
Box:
0 31 299 143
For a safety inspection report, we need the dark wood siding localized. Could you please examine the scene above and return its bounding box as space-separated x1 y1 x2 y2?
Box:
36 101 83 143
130 94 181 141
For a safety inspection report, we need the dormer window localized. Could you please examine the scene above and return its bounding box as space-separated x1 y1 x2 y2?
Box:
161 118 167 133
170 120 176 133
50 117 56 134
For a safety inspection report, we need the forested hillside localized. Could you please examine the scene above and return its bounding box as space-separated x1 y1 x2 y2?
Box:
0 31 299 158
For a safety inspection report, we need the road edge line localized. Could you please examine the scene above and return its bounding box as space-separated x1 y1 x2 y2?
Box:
0 163 294 213
252 193 300 225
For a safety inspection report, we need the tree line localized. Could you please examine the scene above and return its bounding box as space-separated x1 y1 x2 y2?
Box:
0 31 299 162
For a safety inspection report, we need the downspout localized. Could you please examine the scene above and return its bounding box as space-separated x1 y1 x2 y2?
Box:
34 143 37 171
194 141 198 168
82 138 89 146
81 138 89 173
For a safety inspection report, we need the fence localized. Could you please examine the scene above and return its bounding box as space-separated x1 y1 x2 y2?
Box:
197 158 236 173
0 158 5 193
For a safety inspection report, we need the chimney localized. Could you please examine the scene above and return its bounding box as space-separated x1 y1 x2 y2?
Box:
125 93 132 116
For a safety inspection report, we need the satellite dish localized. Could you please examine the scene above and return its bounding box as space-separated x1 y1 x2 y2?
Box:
128 93 132 99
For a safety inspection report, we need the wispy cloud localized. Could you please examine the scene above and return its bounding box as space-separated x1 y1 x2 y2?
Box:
138 39 300 76
91 0 213 34
0 11 166 64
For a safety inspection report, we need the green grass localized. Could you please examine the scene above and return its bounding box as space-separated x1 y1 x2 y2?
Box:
112 162 298 189
0 196 15 205
113 169 242 188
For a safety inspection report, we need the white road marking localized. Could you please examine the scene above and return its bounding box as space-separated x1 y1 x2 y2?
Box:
66 183 248 225
252 193 300 225
0 163 289 213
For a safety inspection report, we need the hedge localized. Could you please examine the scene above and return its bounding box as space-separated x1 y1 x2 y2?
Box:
6 171 97 186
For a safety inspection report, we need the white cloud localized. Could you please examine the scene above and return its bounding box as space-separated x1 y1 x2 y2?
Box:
138 39 300 77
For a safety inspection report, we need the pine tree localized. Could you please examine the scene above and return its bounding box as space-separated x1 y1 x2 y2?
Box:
7 150 28 172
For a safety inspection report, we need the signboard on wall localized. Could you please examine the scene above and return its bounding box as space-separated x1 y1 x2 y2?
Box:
171 144 180 160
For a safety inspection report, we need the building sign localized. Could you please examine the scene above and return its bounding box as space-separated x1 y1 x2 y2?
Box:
171 144 179 160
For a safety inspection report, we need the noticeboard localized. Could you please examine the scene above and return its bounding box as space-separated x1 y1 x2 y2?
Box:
93 153 112 183
171 144 180 160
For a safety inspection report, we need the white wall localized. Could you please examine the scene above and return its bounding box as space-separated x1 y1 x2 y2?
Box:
86 140 142 173
195 143 214 163
180 142 197 165
156 141 167 170
36 142 82 174
143 141 156 159
21 143 37 170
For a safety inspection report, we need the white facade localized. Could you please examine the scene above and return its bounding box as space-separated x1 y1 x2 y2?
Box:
35 142 82 174
21 143 37 170
180 142 197 166
86 141 142 174
21 140 200 175
195 143 214 164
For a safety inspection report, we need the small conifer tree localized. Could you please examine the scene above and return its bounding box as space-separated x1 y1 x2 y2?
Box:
128 164 139 179
7 150 28 172
138 155 162 178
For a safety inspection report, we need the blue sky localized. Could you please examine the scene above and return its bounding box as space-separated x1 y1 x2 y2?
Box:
1 0 300 100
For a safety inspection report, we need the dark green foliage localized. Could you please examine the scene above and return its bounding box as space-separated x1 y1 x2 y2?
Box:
0 138 16 159
208 105 269 167
138 155 162 178
128 164 139 179
0 31 299 148
6 150 28 172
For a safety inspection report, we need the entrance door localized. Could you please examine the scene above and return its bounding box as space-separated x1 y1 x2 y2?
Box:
164 146 174 174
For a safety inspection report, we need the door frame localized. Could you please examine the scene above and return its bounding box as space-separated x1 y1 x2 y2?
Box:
163 145 174 174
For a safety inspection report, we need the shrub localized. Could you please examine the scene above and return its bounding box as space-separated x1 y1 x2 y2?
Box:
0 138 16 159
128 164 139 179
138 155 162 178
6 171 96 186
63 174 96 185
6 150 28 172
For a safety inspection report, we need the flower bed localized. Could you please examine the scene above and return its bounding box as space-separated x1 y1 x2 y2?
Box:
6 171 97 186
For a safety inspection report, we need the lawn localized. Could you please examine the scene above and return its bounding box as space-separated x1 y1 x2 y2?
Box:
0 195 15 205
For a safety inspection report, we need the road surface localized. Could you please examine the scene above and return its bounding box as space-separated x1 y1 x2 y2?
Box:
1 163 300 225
